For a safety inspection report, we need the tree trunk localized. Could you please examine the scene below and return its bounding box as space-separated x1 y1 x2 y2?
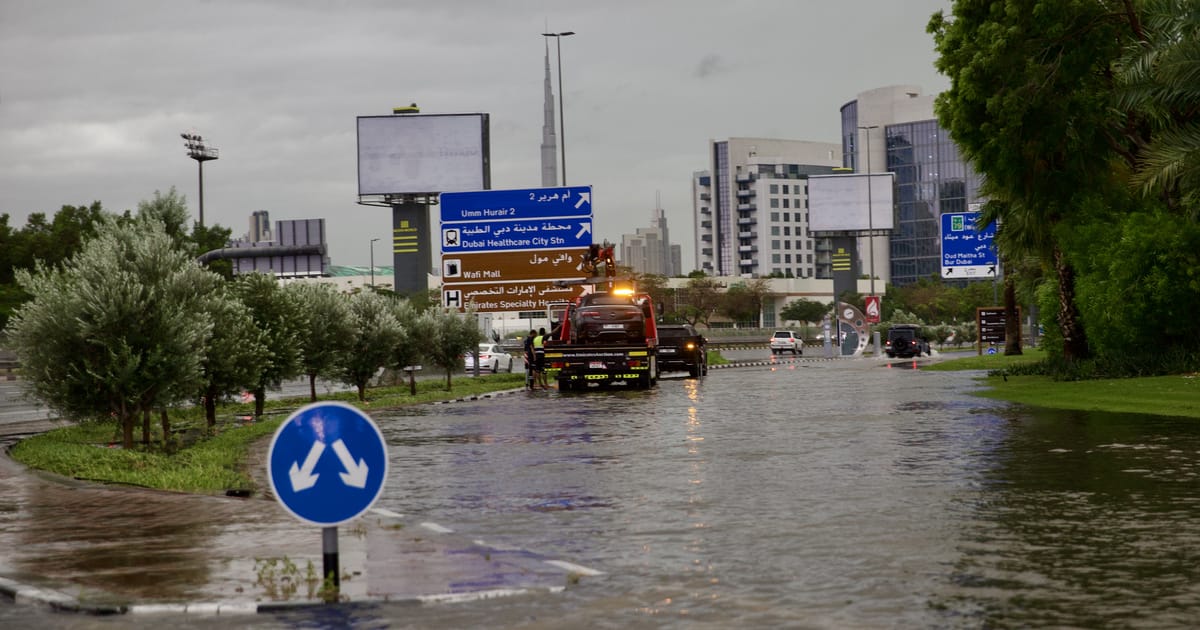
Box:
142 407 150 445
357 383 366 402
445 368 452 390
205 384 218 429
254 386 266 418
1003 264 1022 355
160 409 170 447
309 373 318 402
408 369 417 396
121 401 134 449
1054 247 1090 362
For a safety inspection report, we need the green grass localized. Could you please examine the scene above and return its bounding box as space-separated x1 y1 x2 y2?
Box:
923 347 1047 371
9 373 526 494
973 373 1200 419
927 347 1200 419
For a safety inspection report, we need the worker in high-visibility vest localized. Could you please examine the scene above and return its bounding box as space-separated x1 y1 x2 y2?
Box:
532 328 549 389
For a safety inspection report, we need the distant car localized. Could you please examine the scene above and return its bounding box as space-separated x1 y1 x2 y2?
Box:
656 324 708 378
769 330 803 355
464 343 514 373
884 324 930 358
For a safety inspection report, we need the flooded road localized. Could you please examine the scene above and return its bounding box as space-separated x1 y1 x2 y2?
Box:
4 358 1200 627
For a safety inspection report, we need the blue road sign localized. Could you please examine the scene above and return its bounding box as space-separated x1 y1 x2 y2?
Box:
439 186 593 222
441 217 593 253
940 212 998 278
267 402 388 527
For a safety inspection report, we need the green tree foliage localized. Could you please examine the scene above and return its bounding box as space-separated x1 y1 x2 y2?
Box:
679 276 722 327
195 286 269 428
340 291 404 401
285 282 354 402
929 0 1136 362
779 298 830 326
1117 0 1200 216
719 278 772 326
234 273 304 417
390 301 434 396
428 309 483 389
6 220 219 448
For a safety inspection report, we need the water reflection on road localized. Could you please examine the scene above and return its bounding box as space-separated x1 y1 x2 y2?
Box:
5 357 1200 628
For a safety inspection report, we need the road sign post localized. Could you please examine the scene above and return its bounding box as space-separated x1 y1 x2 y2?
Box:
267 402 389 593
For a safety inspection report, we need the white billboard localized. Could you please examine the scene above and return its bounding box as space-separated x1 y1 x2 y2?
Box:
807 173 895 232
356 113 490 196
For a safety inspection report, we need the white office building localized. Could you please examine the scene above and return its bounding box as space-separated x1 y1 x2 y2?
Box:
693 138 842 278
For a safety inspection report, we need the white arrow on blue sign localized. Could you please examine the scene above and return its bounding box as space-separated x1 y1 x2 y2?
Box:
267 402 388 527
439 185 592 222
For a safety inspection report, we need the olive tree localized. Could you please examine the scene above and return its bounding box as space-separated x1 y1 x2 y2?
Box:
390 300 434 396
195 286 268 428
427 308 483 389
285 282 354 401
6 220 218 449
234 273 304 417
339 291 404 401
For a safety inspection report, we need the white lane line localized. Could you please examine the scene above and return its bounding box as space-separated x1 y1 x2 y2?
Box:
417 586 565 605
544 560 604 576
371 508 405 519
420 521 454 534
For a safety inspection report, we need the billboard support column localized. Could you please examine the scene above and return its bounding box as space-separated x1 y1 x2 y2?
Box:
391 201 431 296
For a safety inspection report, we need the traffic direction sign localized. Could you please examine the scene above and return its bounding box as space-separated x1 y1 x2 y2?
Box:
440 186 593 222
267 402 388 527
442 247 589 283
941 212 998 278
441 217 592 253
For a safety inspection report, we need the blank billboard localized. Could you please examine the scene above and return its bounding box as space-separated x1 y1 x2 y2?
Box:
807 173 895 232
357 113 490 196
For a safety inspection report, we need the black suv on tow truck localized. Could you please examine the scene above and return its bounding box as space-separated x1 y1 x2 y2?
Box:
656 324 707 378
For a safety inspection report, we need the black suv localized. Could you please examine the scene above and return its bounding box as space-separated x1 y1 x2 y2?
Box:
656 324 707 378
884 324 930 358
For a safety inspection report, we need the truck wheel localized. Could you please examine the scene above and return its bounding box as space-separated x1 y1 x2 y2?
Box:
689 362 701 378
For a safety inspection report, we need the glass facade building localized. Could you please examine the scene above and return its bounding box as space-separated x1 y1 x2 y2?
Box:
841 99 983 287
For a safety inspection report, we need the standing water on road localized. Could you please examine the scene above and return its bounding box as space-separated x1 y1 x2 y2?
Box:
3 360 1200 627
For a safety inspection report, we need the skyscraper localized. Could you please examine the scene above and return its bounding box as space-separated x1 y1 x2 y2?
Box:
540 41 559 187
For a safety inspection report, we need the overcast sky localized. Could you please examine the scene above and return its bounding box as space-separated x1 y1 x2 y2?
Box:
1 0 951 270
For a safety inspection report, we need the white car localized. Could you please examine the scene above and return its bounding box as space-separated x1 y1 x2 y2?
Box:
769 330 803 355
464 343 514 373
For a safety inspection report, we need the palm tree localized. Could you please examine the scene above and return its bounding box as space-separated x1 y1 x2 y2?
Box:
1117 0 1200 217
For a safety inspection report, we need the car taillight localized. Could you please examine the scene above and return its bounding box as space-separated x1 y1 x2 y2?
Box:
685 342 695 350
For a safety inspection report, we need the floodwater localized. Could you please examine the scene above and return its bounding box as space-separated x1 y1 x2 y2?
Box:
4 357 1200 628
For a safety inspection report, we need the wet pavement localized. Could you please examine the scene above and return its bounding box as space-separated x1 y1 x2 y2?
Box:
0 378 586 617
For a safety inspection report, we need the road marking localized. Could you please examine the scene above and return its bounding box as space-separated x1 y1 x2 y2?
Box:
544 560 604 576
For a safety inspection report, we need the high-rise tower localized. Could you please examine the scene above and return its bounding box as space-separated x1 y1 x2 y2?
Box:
540 41 559 187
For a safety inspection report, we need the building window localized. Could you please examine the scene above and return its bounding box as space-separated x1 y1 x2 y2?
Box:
771 226 780 236
770 184 779 194
782 184 790 194
783 212 790 222
772 254 780 263
785 254 792 263
783 199 790 208
771 198 779 208
784 241 791 250
770 212 780 221
807 254 813 263
783 226 791 236
771 239 780 249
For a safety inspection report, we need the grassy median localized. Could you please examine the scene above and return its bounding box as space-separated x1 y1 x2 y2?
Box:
929 349 1200 419
9 374 525 495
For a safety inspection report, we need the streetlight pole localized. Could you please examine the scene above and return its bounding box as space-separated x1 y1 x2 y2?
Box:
858 125 879 298
370 238 380 290
181 131 219 228
542 30 575 185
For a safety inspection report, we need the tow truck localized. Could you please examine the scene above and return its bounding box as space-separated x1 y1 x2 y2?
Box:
543 243 659 390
